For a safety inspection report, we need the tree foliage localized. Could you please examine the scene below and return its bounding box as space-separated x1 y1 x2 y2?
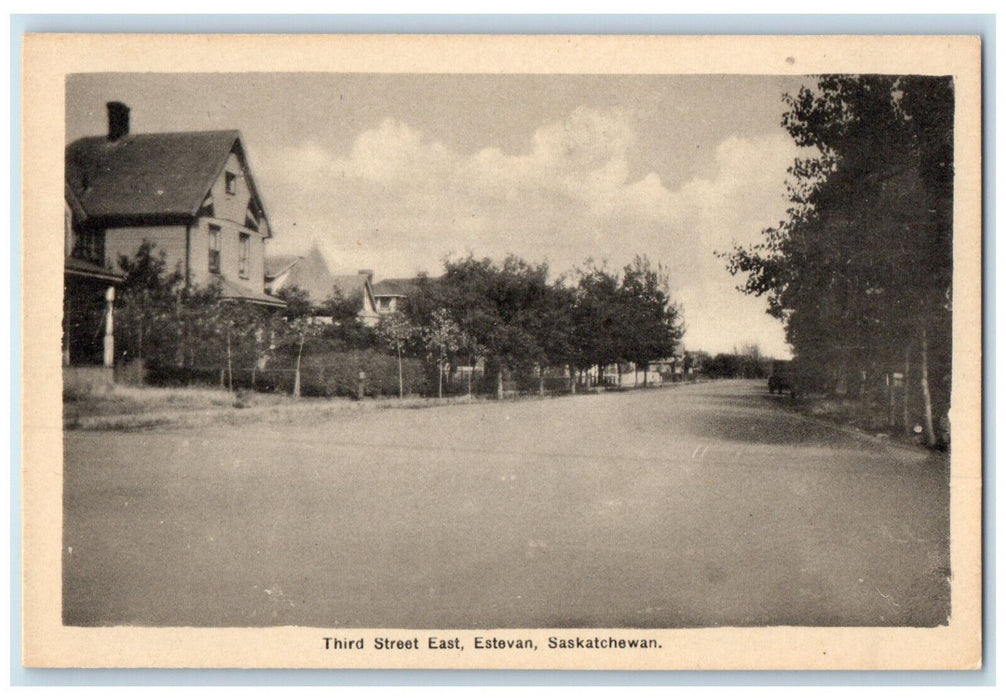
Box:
421 308 464 398
115 241 184 365
113 242 686 400
618 256 684 379
570 258 683 382
408 253 683 397
376 311 417 398
723 75 953 444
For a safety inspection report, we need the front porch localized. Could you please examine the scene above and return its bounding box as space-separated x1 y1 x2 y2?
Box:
63 258 123 394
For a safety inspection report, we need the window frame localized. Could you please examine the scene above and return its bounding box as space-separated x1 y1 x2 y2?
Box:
208 225 221 274
238 232 250 279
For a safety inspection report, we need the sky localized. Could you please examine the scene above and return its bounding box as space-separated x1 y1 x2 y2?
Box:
67 73 815 358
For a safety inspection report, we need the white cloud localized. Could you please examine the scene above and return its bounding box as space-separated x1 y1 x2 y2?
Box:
257 108 805 356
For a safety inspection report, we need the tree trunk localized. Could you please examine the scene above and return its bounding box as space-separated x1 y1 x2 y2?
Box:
617 363 622 388
438 360 444 399
539 366 545 396
887 372 896 428
496 366 504 400
467 359 473 397
293 332 305 398
642 362 649 387
174 299 184 368
137 314 143 362
569 365 577 394
397 342 404 399
834 357 848 397
920 326 936 447
251 326 259 391
226 325 233 392
187 320 195 379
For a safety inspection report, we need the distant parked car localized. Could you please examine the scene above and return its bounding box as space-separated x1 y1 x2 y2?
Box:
768 360 793 395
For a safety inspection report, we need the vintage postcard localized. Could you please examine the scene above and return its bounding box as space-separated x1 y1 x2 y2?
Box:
21 33 982 670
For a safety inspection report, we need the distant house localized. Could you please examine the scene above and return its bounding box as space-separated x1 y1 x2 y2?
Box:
650 355 686 381
333 271 380 327
65 101 285 309
601 364 663 388
266 244 336 305
372 276 441 316
266 246 380 327
371 277 421 315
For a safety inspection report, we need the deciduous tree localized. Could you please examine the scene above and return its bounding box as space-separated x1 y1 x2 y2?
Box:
723 75 953 445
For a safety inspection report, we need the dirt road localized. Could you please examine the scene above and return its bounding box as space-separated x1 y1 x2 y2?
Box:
63 380 950 627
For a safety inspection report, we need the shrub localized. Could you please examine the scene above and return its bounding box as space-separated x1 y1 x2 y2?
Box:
299 349 428 398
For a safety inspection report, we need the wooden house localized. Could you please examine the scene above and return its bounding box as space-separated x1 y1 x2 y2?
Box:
65 102 285 309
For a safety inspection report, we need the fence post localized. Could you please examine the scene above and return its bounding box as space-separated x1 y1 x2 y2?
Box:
903 344 911 435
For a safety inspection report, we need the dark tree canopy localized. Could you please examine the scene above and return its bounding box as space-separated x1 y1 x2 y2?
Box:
571 258 683 375
406 253 683 398
723 75 953 443
275 285 314 320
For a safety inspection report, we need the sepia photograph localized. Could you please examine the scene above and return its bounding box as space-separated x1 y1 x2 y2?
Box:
22 33 983 670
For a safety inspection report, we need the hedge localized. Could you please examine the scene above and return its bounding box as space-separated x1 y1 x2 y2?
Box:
299 349 428 398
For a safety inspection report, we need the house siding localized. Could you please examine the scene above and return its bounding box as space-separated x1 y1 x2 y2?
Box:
190 217 266 291
211 153 255 227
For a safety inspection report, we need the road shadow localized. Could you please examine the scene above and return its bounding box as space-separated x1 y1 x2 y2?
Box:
678 383 863 447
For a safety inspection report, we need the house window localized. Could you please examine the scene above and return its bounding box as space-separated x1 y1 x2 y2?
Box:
225 171 237 195
239 233 250 278
208 226 221 273
72 229 105 266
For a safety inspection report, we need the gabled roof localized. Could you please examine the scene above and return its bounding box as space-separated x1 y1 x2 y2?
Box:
64 256 124 283
372 276 439 298
218 277 286 308
332 274 378 316
265 245 335 303
372 277 420 298
332 274 373 299
65 130 271 232
264 255 301 279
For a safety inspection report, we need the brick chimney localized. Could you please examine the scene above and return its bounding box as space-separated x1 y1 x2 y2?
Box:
107 102 130 141
358 269 374 282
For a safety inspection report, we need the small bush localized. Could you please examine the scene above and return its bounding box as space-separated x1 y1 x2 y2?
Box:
300 349 428 398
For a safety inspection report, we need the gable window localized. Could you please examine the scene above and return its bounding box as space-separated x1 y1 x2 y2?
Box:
208 225 221 274
239 233 250 278
225 171 237 195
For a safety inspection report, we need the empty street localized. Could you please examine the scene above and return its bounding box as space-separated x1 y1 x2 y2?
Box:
63 380 950 628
